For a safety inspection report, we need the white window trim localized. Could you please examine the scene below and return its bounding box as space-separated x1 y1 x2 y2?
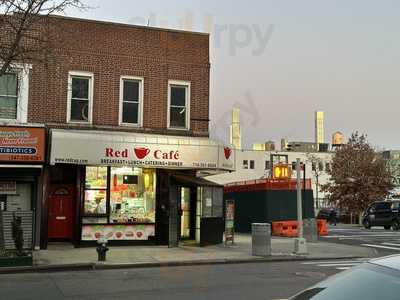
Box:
119 76 144 127
167 80 191 130
67 71 94 124
0 63 31 124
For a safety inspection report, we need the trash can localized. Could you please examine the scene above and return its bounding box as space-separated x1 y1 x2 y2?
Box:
252 223 271 256
303 219 318 243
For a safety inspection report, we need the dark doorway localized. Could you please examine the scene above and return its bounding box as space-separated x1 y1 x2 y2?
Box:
178 187 197 241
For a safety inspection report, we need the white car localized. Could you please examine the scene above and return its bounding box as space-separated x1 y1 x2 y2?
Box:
289 255 400 299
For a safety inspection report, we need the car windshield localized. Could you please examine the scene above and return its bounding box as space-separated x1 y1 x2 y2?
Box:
291 263 400 300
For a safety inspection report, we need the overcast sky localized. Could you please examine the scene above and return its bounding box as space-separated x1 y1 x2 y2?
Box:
66 0 400 150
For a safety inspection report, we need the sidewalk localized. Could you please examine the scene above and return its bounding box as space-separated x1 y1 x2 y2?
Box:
1 234 375 274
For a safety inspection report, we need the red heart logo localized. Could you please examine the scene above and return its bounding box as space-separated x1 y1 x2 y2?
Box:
134 147 150 159
224 147 232 159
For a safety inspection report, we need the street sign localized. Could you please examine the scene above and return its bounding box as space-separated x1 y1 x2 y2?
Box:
273 164 291 179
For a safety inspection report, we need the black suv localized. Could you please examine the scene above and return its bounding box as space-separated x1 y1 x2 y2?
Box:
362 200 400 230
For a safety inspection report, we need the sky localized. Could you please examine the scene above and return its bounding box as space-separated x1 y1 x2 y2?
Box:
66 0 400 150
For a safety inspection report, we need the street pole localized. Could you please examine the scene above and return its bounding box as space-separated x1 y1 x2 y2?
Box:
295 158 307 254
316 173 319 209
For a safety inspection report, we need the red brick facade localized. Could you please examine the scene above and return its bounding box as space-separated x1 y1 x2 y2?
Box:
28 16 210 137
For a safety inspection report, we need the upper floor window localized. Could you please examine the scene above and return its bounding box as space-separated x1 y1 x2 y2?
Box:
0 66 30 123
68 71 93 123
168 80 190 130
243 160 249 169
249 160 255 169
119 77 143 126
0 73 18 120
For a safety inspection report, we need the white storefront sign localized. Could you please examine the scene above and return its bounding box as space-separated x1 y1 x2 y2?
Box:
50 130 235 171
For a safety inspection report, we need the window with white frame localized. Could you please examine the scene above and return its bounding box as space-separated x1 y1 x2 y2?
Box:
68 72 93 123
168 81 190 129
120 77 143 126
0 66 30 123
0 73 18 120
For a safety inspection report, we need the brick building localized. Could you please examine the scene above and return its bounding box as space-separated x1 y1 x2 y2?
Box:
0 16 234 250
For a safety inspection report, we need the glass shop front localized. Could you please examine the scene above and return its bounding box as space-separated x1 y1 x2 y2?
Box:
81 166 156 242
47 129 235 247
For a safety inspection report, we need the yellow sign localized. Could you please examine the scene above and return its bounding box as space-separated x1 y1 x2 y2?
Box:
273 165 290 179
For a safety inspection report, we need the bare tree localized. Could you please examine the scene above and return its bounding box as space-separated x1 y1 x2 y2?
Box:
0 0 88 76
306 153 324 209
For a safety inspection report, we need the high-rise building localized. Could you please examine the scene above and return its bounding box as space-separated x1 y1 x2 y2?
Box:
315 111 325 146
230 108 242 150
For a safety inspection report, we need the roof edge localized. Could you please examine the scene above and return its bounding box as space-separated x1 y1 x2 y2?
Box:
48 14 210 36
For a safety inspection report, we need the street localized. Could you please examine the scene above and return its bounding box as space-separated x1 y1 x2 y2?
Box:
0 261 344 300
322 224 400 256
0 225 396 300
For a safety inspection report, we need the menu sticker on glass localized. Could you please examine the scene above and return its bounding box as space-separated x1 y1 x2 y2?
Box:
225 199 235 245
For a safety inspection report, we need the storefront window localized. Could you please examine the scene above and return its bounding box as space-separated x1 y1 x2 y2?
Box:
84 167 107 215
110 167 156 224
83 166 156 224
85 166 107 189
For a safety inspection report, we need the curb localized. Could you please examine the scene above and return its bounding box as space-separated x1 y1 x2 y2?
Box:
0 255 368 274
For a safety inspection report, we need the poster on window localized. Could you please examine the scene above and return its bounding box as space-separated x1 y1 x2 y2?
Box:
81 224 155 241
225 199 235 245
0 181 16 195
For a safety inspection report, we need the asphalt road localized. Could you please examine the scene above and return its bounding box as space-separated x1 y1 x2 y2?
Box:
0 261 345 300
321 224 400 257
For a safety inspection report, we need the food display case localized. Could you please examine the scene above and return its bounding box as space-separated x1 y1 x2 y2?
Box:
81 166 156 241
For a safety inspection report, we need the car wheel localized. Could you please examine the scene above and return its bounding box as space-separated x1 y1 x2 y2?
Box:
363 219 371 229
384 225 391 230
392 220 400 231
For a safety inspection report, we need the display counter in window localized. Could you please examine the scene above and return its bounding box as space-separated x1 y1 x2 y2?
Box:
110 167 156 224
84 190 107 214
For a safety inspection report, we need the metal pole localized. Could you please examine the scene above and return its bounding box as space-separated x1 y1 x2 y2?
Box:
296 158 303 238
316 173 319 209
295 158 307 254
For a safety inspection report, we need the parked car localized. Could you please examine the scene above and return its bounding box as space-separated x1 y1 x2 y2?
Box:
317 208 350 224
362 200 400 230
289 255 400 299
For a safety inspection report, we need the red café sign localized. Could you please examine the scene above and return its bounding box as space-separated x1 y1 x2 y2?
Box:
49 129 235 171
0 127 45 163
105 147 181 161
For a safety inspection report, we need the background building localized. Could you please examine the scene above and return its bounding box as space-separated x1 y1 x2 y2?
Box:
253 141 276 151
230 108 242 150
207 149 333 209
315 111 325 150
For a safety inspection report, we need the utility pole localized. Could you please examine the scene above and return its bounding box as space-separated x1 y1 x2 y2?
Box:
295 158 307 254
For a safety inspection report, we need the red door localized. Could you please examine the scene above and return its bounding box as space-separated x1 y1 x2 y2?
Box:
48 186 75 240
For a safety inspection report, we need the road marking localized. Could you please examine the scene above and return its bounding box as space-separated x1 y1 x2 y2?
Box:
302 259 366 270
361 244 400 251
323 234 400 239
317 263 360 267
381 242 400 247
302 259 367 265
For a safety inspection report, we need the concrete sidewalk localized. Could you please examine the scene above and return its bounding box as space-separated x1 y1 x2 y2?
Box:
1 234 376 274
